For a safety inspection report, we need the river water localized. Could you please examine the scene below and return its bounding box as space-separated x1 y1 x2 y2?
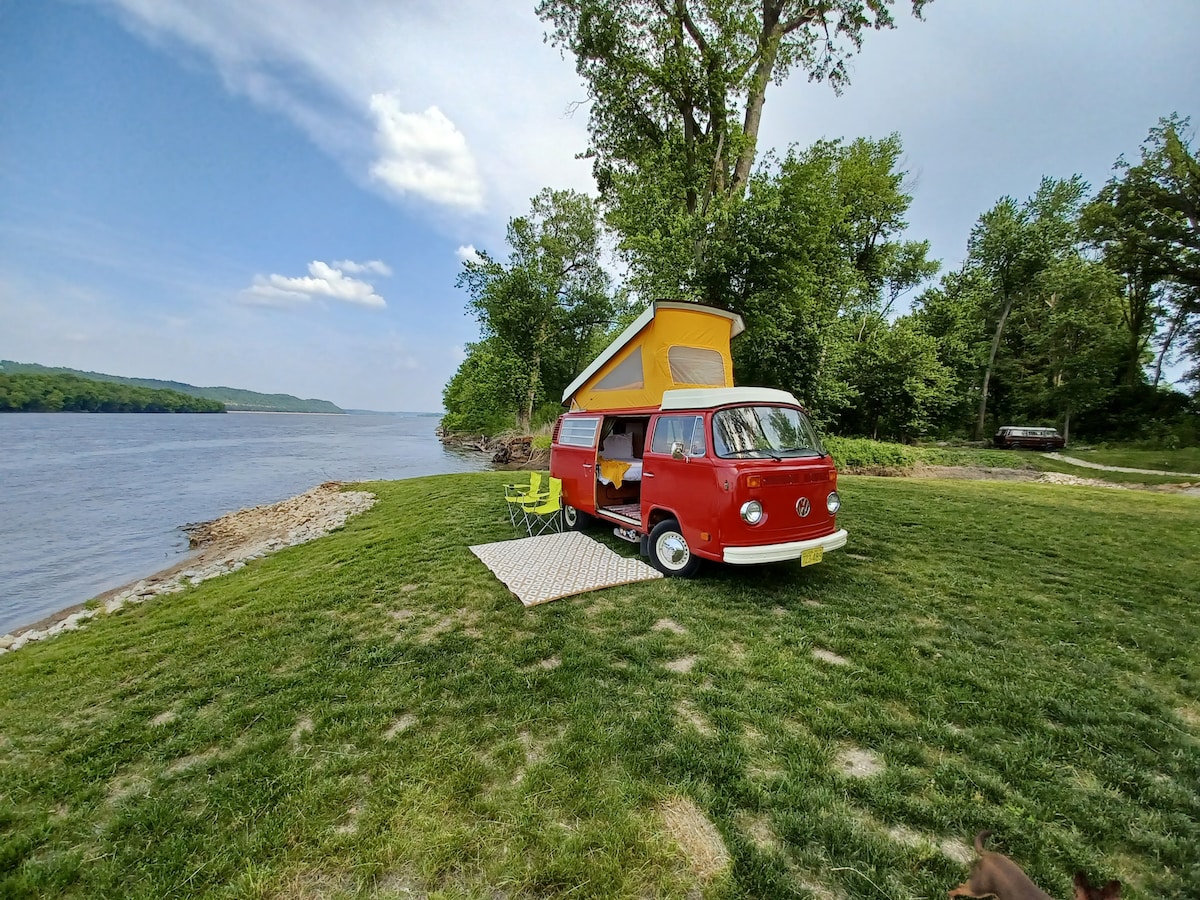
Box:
0 413 490 634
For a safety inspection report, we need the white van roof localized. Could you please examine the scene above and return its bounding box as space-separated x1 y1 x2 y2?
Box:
660 387 801 410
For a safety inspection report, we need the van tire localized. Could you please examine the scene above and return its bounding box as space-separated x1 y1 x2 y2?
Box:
563 504 592 531
648 518 699 577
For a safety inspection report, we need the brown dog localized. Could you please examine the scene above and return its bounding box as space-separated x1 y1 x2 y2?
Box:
949 831 1120 900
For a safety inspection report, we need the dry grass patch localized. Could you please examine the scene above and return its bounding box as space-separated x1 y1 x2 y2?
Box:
658 796 731 882
940 836 975 865
105 772 152 805
164 747 219 776
834 746 884 779
676 700 714 737
663 655 698 674
272 868 357 900
537 655 561 670
291 716 315 748
384 714 417 739
737 811 781 852
333 803 363 836
812 648 849 666
150 709 178 727
790 867 845 900
652 617 687 634
1175 704 1200 729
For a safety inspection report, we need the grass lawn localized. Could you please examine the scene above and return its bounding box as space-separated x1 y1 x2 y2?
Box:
1065 447 1200 475
2 474 1198 899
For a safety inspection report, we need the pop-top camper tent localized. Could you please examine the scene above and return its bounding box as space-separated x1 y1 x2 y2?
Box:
561 301 746 412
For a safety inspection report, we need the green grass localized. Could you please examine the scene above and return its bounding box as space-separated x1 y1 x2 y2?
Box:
1066 447 1200 475
828 437 1199 485
2 474 1198 899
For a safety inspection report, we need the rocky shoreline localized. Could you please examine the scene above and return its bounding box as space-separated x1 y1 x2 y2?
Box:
0 482 376 656
437 428 548 468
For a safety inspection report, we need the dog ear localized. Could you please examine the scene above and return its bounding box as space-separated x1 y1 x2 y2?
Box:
1073 873 1121 900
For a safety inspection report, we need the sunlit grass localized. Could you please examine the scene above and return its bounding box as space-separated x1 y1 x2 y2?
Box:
1 473 1197 899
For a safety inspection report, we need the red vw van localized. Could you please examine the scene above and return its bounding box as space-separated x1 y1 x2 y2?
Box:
549 301 846 576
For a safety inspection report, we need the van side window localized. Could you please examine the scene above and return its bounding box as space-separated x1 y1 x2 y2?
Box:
558 416 601 448
651 415 705 456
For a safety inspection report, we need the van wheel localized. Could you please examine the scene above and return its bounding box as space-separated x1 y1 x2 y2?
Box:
563 504 592 531
648 518 699 577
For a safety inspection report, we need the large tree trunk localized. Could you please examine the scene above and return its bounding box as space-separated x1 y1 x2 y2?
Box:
1152 308 1187 386
1062 405 1071 445
521 349 541 433
974 293 1016 440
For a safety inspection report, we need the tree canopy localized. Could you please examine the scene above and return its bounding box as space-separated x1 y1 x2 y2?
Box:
537 0 930 300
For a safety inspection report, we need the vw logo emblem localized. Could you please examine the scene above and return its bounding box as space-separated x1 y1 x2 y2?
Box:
796 497 811 517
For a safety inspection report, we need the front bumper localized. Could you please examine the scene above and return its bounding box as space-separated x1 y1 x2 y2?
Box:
722 528 848 565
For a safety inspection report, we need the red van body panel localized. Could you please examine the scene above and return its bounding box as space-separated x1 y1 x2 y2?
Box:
550 393 847 573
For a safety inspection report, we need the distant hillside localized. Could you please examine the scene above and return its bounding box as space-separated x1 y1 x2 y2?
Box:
0 361 344 413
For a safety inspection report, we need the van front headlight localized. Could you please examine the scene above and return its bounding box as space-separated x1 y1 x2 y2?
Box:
826 491 841 514
740 500 764 525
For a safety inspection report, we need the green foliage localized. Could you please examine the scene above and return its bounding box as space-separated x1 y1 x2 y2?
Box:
536 0 931 299
2 473 1198 897
0 360 342 412
0 372 225 413
440 338 525 434
449 189 614 434
823 435 918 469
708 136 941 433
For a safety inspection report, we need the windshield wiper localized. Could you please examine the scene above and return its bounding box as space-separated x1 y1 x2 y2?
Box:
725 449 781 460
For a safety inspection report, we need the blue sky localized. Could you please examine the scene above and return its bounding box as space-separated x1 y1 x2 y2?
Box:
1 0 1197 411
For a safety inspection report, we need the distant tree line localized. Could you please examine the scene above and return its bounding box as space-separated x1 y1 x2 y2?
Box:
443 2 1198 447
0 373 226 413
0 361 342 413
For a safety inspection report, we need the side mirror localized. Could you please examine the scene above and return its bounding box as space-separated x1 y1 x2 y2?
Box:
670 441 686 460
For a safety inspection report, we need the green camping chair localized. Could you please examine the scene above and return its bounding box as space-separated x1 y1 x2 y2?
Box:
519 476 562 536
504 471 545 527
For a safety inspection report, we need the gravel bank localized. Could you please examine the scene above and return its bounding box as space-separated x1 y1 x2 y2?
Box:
0 482 376 656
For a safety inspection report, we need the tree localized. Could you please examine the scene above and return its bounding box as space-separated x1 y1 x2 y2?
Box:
1082 114 1200 386
965 177 1088 438
1023 256 1125 442
698 136 936 427
537 0 931 298
844 316 954 441
452 189 613 432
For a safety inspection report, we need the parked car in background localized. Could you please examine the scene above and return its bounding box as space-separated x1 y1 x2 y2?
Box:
994 425 1065 450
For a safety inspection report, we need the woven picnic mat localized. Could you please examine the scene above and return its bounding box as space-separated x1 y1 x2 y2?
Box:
469 531 663 607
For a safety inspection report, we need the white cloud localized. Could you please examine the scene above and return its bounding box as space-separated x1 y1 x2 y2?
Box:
101 0 594 219
242 260 386 309
334 259 392 276
455 244 481 263
368 97 484 211
451 344 468 363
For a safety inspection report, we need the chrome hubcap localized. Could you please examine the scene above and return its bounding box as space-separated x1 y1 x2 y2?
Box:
657 533 689 569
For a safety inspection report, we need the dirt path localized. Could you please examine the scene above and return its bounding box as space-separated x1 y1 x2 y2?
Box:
1044 453 1200 478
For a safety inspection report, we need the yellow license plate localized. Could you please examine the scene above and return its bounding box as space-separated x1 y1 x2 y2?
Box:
800 546 824 567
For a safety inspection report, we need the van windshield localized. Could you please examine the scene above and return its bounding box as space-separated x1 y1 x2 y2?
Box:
712 406 825 460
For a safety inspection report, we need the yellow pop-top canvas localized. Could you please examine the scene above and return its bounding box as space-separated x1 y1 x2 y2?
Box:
562 301 745 412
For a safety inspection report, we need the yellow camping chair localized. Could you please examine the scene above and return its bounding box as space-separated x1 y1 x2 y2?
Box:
504 471 544 527
519 476 562 536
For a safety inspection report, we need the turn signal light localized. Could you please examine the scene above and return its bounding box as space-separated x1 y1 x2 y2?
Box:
747 475 763 488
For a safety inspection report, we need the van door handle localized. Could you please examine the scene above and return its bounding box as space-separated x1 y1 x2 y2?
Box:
583 463 593 469
644 472 655 477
